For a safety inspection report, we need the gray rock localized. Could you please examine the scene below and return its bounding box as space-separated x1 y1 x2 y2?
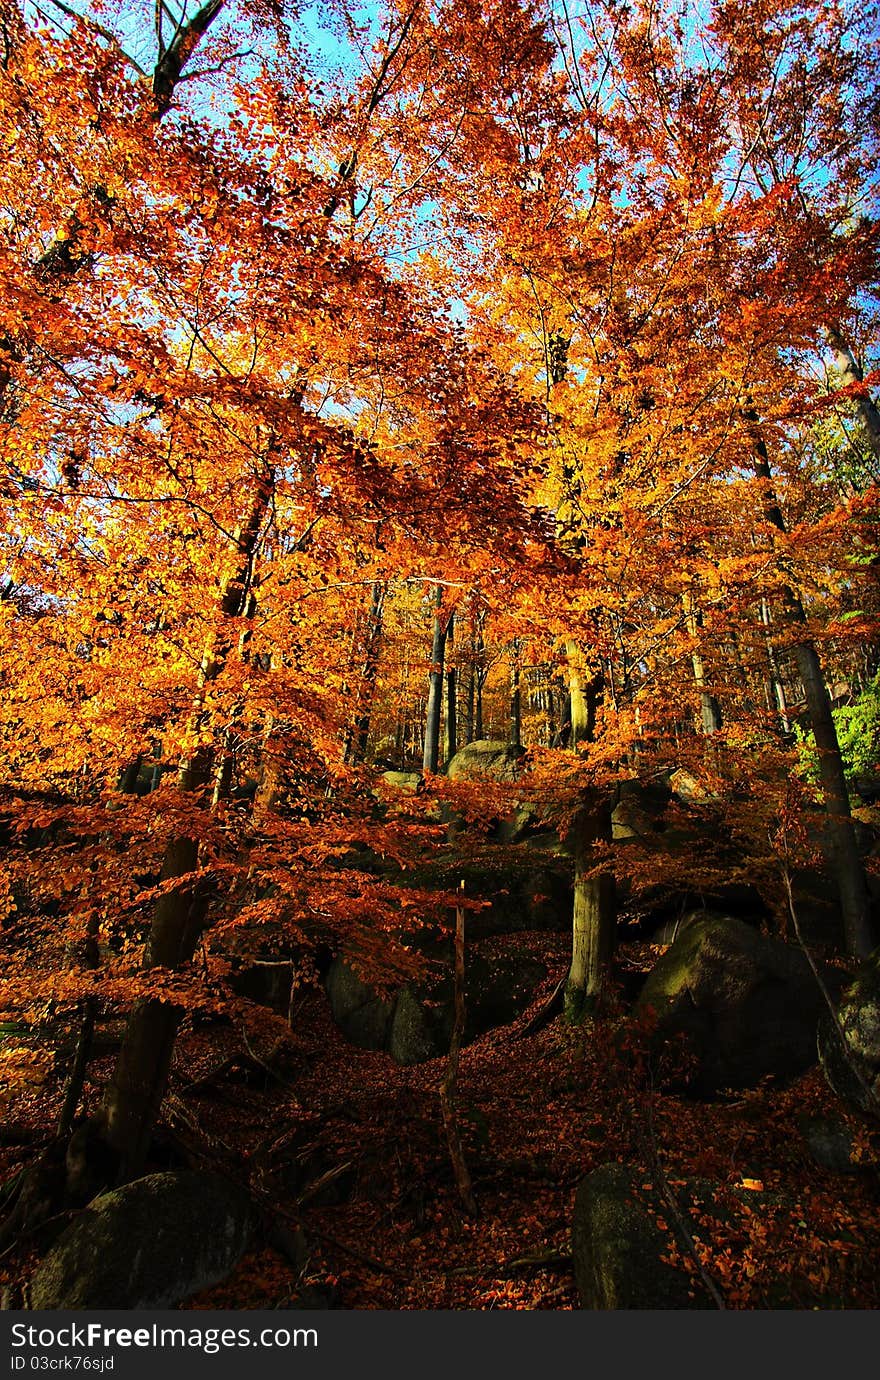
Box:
818 948 880 1115
668 768 719 806
572 1164 712 1309
634 913 829 1090
797 1115 858 1172
326 945 546 1064
446 740 525 783
325 958 395 1050
30 1172 255 1309
229 959 292 1015
380 770 423 794
387 986 439 1065
611 796 656 842
572 1165 798 1309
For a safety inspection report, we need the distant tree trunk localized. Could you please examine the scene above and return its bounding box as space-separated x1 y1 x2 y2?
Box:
423 586 447 774
682 593 722 733
444 611 457 764
394 636 412 767
746 411 875 957
58 914 101 1138
825 325 880 465
463 659 475 746
117 756 143 794
760 598 792 735
563 643 615 1019
510 640 521 747
473 619 486 740
102 459 275 1180
345 581 386 765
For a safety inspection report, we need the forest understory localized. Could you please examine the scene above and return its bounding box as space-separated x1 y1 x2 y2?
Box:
3 927 879 1311
2 0 880 1317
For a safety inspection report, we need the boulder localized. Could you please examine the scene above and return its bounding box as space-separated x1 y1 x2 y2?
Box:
380 770 423 794
327 945 546 1064
797 1115 859 1173
572 1164 712 1309
611 795 655 842
325 958 395 1050
572 1165 798 1309
634 913 829 1090
818 948 880 1115
387 986 438 1065
446 740 525 783
439 842 571 937
30 1172 256 1309
229 958 292 1015
668 768 719 806
611 778 670 842
445 741 533 843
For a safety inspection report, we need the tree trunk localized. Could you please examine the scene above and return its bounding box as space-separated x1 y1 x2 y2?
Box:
565 793 615 1021
759 597 792 735
510 641 522 747
463 659 475 746
682 593 722 733
825 325 880 465
117 756 143 794
423 586 447 774
58 912 100 1139
444 611 457 764
344 581 386 766
792 637 875 957
563 644 615 1018
745 411 875 957
102 461 275 1179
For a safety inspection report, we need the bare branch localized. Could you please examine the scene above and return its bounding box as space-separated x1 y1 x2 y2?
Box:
41 0 148 76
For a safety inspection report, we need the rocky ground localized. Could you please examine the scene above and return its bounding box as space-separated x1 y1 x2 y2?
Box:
4 930 877 1311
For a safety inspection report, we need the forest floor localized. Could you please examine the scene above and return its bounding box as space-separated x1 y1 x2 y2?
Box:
2 934 880 1310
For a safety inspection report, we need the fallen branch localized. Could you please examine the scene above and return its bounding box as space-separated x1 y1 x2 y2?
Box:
517 973 566 1039
501 1248 572 1274
296 1160 354 1208
642 1088 726 1310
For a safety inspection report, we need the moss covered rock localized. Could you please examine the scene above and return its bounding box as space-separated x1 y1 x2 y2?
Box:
818 947 880 1115
325 959 395 1050
634 913 827 1090
572 1164 712 1309
326 945 546 1064
380 770 423 794
446 740 525 783
387 986 438 1065
30 1172 255 1309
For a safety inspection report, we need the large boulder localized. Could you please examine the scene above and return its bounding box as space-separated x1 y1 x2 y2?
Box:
611 778 670 842
29 1172 256 1309
229 958 293 1015
327 945 546 1065
818 947 880 1115
445 741 534 843
572 1164 713 1309
572 1164 798 1309
325 959 395 1050
634 913 829 1090
668 768 719 806
446 740 525 783
387 986 438 1065
380 770 423 794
